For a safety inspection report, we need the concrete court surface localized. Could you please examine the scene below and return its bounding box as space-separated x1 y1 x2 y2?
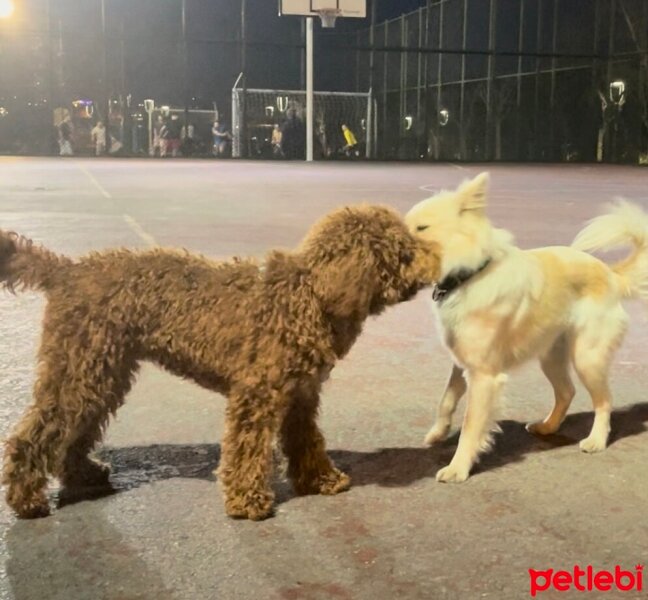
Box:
0 157 647 600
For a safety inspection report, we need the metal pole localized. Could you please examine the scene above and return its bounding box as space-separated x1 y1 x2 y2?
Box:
240 0 247 158
422 0 431 158
182 0 189 129
382 22 388 158
100 0 108 125
533 0 543 159
300 19 306 89
550 0 558 158
642 0 648 160
515 0 525 157
366 89 372 158
367 0 378 158
368 0 376 92
306 16 314 162
46 0 54 154
607 0 616 162
400 15 406 146
459 0 468 159
592 0 602 161
435 1 443 159
121 18 129 153
355 30 361 92
416 7 423 128
485 0 497 160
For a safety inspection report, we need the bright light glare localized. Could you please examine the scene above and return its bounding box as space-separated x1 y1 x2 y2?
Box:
0 0 15 19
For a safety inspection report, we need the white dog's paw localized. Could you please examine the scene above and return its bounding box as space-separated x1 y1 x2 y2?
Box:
579 435 607 454
526 421 558 436
435 464 470 483
424 424 450 446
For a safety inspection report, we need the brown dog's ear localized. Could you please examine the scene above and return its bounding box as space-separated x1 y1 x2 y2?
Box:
311 250 376 318
457 172 489 213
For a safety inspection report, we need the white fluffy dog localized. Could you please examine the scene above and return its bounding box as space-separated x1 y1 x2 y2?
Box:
405 172 648 483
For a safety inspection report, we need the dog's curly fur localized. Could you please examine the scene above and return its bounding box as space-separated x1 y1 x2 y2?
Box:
0 205 440 520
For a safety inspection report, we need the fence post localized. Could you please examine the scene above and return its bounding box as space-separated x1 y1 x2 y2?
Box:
435 0 444 160
240 0 247 158
485 0 497 160
515 0 525 158
550 0 558 159
533 0 543 160
459 0 468 159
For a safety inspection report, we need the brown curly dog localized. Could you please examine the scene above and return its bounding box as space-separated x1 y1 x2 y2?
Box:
0 205 440 520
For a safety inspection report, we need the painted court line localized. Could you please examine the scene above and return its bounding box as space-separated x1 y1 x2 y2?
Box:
76 163 112 198
123 214 158 247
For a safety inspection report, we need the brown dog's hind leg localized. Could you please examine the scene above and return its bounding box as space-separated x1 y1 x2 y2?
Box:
2 402 56 519
58 356 136 491
217 384 283 521
3 328 136 518
280 388 350 497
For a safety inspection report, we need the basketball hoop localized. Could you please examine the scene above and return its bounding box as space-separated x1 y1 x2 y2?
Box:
318 9 339 28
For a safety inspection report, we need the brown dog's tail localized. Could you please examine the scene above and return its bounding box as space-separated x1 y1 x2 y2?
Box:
572 200 648 301
0 230 71 293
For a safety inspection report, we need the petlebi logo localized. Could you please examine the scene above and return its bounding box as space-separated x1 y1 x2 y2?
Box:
529 564 643 596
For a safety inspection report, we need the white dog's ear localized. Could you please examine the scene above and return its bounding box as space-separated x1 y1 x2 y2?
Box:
457 172 489 213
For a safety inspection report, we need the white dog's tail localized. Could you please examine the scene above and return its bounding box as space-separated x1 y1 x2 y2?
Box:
572 200 648 301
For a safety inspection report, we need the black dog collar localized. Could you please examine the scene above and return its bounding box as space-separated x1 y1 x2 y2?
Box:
432 259 492 303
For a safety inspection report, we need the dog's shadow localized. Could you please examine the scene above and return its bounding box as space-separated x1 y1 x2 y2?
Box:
61 402 648 508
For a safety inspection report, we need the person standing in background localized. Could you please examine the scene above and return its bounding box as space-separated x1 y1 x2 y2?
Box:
91 121 107 156
58 116 74 156
341 124 358 157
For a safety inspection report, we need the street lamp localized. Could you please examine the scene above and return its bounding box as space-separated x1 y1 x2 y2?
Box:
0 0 15 19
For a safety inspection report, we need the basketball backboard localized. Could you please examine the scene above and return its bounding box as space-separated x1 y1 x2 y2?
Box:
279 0 366 19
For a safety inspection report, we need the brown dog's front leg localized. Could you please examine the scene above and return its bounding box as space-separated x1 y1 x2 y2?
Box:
217 385 281 521
280 389 350 497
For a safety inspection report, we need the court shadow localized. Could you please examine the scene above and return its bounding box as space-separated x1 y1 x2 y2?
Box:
56 443 221 509
55 402 648 509
333 402 648 485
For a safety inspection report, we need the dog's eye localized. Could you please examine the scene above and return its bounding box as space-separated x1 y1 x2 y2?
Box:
416 225 429 232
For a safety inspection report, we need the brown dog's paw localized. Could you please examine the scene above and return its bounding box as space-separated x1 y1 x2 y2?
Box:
294 468 351 496
7 489 50 519
61 459 111 489
318 469 351 495
225 490 275 521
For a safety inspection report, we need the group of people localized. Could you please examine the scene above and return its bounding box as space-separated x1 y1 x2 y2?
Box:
57 117 121 157
270 115 359 159
59 112 358 159
151 115 184 157
150 115 232 158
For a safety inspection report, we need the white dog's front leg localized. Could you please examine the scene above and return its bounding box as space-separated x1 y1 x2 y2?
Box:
436 371 506 483
424 364 466 445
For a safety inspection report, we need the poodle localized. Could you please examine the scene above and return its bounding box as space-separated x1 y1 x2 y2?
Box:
0 205 440 520
406 173 648 483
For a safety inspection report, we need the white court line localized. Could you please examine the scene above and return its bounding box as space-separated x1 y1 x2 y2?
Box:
418 163 470 192
76 163 112 198
123 214 158 247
